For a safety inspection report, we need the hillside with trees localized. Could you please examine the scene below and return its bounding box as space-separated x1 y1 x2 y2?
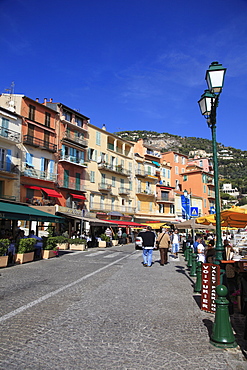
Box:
114 130 247 196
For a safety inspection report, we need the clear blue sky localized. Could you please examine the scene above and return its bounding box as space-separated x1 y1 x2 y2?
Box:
1 0 247 150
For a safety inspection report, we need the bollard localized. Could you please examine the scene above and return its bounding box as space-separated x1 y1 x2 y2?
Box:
210 285 237 348
184 244 190 261
190 253 197 277
187 247 193 268
194 261 202 293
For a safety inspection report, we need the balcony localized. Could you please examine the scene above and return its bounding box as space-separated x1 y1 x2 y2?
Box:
118 187 130 195
0 127 20 143
0 161 19 176
98 162 131 176
57 178 87 191
23 135 57 152
156 196 174 203
62 131 88 147
0 195 16 201
135 169 148 177
21 166 57 182
136 188 155 196
59 155 88 167
98 182 112 192
89 202 135 214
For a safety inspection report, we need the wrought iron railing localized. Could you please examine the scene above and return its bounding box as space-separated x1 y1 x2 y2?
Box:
0 127 20 142
23 135 57 152
21 166 57 181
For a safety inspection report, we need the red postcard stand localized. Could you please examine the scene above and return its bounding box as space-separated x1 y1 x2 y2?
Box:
201 263 220 313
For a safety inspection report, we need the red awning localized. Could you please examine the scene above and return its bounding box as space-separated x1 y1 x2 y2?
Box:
24 185 42 190
71 193 86 200
41 188 62 198
106 220 145 227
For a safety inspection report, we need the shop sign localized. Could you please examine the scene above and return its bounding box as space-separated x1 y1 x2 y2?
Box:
201 263 220 313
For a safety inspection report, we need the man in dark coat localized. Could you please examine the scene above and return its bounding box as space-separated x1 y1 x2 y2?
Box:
138 226 156 267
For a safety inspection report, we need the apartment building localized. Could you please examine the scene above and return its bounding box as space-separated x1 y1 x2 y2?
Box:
86 124 135 219
133 139 176 222
0 94 60 207
0 105 22 202
44 101 88 211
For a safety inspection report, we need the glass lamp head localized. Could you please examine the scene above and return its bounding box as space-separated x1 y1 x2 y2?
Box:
205 61 226 94
198 90 215 116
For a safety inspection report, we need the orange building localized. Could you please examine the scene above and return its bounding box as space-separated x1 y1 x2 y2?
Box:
161 151 188 191
45 101 89 211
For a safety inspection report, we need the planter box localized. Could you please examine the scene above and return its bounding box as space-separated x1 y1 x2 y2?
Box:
42 250 57 259
15 252 34 264
69 244 87 251
57 243 69 250
0 256 8 268
112 240 118 246
98 241 107 248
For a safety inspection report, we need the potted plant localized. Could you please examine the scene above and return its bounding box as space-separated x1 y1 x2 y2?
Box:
99 234 111 248
15 238 36 264
0 239 10 268
54 235 69 250
111 233 118 246
42 237 59 259
68 238 87 251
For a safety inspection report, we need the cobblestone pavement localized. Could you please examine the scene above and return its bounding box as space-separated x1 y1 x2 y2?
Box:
0 245 246 369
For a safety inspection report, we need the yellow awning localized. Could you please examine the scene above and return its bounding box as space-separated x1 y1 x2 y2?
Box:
142 222 169 229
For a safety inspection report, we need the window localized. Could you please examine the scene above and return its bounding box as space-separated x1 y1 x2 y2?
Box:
45 112 51 127
182 168 185 173
159 204 164 213
1 118 9 137
64 111 72 122
182 157 186 165
174 154 178 163
170 204 175 214
137 200 141 211
75 116 82 127
204 185 206 193
90 171 95 183
202 174 207 183
44 131 50 147
204 199 207 208
76 173 80 191
129 180 132 191
167 169 170 179
88 148 97 161
112 176 116 187
183 175 188 181
96 131 101 145
90 194 94 208
162 168 166 177
175 166 178 174
149 202 152 212
29 105 35 121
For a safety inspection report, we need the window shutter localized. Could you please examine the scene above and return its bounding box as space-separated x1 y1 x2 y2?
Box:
6 149 11 171
40 157 45 172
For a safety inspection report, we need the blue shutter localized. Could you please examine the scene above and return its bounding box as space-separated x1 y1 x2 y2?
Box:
6 149 11 171
49 160 54 173
40 157 45 172
62 145 65 157
26 153 33 167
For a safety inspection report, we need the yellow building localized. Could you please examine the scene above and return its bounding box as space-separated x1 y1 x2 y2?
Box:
85 124 135 219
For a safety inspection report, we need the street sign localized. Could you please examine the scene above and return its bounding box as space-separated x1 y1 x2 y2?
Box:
181 195 191 219
210 206 216 214
190 207 199 217
201 263 220 313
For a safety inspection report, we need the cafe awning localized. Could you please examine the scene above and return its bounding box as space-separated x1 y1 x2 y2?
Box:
41 188 62 198
0 201 64 223
106 220 145 227
70 193 86 200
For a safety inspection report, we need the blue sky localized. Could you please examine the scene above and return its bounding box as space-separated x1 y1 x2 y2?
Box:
1 0 247 150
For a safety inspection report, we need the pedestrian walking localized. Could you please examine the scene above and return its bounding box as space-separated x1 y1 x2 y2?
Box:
138 226 156 267
171 229 180 258
197 238 206 263
156 228 170 265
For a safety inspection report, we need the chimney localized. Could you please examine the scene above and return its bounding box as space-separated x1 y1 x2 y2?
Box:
50 98 53 103
102 124 106 131
36 98 39 102
44 98 47 105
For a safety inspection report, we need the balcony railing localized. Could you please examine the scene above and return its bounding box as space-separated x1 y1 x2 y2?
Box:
98 182 112 191
135 169 148 177
0 195 16 201
0 161 19 175
59 155 88 167
136 188 155 196
23 135 57 152
118 187 130 195
107 143 114 151
98 162 131 176
57 179 87 191
0 127 20 142
21 166 57 181
89 202 135 214
62 131 88 147
156 196 174 203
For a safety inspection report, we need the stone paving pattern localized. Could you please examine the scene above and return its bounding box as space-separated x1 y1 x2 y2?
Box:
0 246 246 369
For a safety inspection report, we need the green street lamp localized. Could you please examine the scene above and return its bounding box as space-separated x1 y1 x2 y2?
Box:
198 62 227 264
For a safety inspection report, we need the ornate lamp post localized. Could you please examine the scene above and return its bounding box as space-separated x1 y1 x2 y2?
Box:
198 62 227 264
